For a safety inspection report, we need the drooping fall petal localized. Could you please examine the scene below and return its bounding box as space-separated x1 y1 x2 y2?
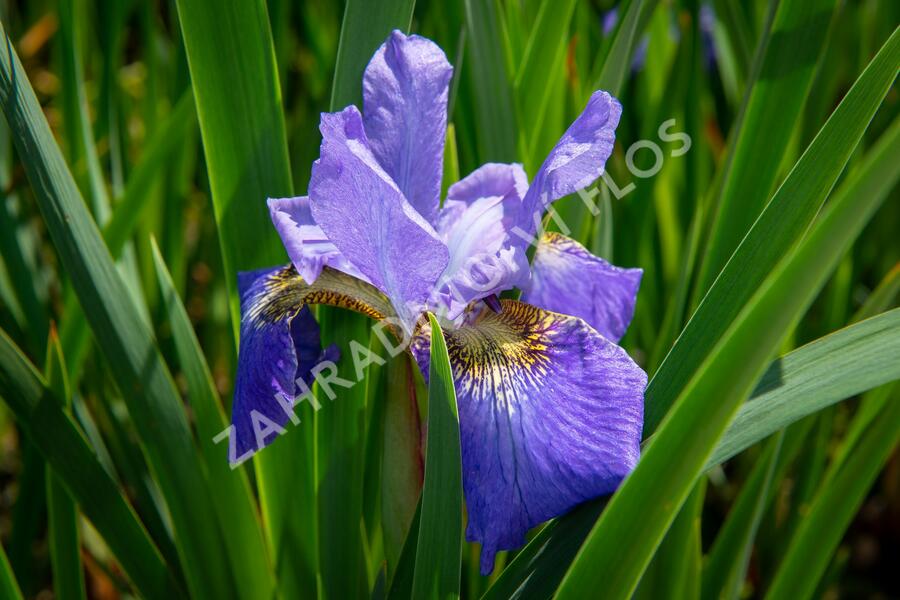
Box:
523 232 641 342
231 267 330 462
231 266 399 462
412 300 646 573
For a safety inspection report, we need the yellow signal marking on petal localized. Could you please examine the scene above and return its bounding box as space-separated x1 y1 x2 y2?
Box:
244 267 307 326
540 230 569 246
439 300 564 411
539 230 591 258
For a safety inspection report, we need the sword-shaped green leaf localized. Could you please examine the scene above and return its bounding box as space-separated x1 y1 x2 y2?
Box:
0 25 233 599
44 328 86 600
0 328 182 599
151 239 275 600
411 314 463 600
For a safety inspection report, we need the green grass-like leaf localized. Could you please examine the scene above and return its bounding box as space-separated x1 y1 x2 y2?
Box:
0 542 23 600
151 239 275 600
696 0 838 294
174 0 293 329
555 27 899 598
317 6 419 597
709 307 900 467
514 0 578 164
172 2 313 596
595 0 650 96
330 0 416 109
43 329 86 600
851 264 900 323
1 25 233 599
57 90 198 381
57 0 111 221
636 479 705 599
464 0 517 161
646 25 900 433
479 501 605 600
387 501 422 600
0 328 181 599
481 300 900 598
485 32 900 597
701 434 783 600
764 388 900 600
104 92 197 256
411 314 463 600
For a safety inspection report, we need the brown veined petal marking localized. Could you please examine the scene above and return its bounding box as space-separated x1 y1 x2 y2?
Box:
246 264 398 324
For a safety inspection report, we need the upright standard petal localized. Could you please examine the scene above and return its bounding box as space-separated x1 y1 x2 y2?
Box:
268 196 368 283
520 90 622 231
231 266 328 463
309 107 450 333
363 30 453 224
522 232 642 342
433 163 532 320
411 300 646 574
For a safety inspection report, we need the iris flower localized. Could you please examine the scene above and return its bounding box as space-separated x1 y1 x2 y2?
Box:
231 31 646 573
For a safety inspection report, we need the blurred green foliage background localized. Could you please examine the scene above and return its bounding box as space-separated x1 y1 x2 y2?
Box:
0 0 898 598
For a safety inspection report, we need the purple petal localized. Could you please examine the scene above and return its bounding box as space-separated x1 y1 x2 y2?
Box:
437 162 529 228
231 266 332 462
432 163 532 320
268 196 368 284
520 91 622 232
411 300 646 574
363 30 453 224
522 232 641 342
309 107 450 332
602 8 619 35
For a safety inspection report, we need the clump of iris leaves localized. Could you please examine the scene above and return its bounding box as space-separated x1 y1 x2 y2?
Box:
0 1 898 600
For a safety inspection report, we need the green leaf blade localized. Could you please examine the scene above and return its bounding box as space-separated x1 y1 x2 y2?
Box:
701 434 783 600
151 240 276 600
764 390 900 600
709 307 900 468
44 329 87 600
1 25 234 599
175 0 293 329
555 30 900 599
0 543 23 600
411 314 463 600
514 0 578 158
696 0 838 294
464 0 518 162
595 0 650 96
330 0 416 109
172 2 310 596
646 25 900 434
0 329 182 600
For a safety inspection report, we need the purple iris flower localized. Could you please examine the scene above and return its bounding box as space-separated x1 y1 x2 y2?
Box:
601 7 649 72
602 7 619 36
231 30 646 574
